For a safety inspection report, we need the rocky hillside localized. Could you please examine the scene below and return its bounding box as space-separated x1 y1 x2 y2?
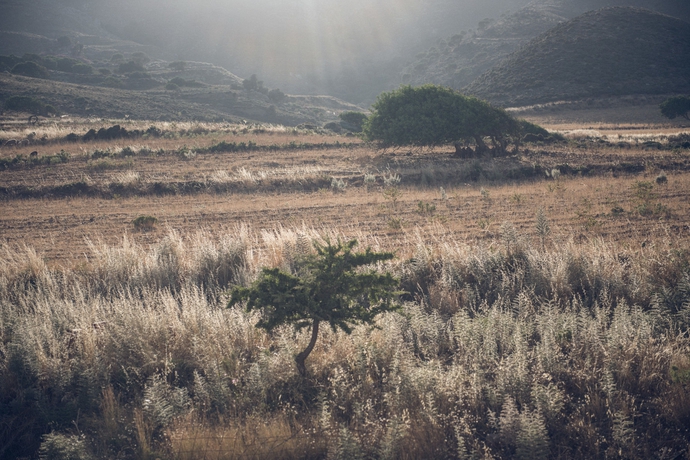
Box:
0 71 362 124
464 7 690 106
401 0 690 93
400 6 567 90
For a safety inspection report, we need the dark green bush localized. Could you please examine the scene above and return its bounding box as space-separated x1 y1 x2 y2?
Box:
364 85 520 153
56 57 93 75
22 53 53 68
268 88 286 103
660 95 690 121
117 60 145 74
11 61 50 78
0 55 22 71
132 215 158 232
4 96 49 115
131 52 150 65
102 76 124 88
242 74 268 94
519 120 549 137
339 111 368 132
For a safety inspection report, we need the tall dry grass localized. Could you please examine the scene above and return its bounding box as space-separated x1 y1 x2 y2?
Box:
0 225 689 459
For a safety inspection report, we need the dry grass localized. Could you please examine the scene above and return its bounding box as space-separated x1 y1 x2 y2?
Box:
1 120 689 264
2 120 690 459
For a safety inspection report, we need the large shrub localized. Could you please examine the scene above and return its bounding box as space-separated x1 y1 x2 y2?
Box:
660 95 690 121
339 111 368 132
11 61 50 79
4 96 53 115
117 60 145 74
364 85 521 154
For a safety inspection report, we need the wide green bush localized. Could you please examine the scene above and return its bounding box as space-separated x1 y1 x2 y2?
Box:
364 85 521 155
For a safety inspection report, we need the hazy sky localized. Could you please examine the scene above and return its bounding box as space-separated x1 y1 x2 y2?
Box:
94 0 530 87
0 0 532 99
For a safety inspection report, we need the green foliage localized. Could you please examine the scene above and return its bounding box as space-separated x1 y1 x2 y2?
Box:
11 61 50 78
229 239 399 375
117 60 145 74
0 55 22 71
268 88 287 103
660 96 690 121
519 120 549 137
55 58 93 75
243 74 268 94
338 111 368 132
131 52 151 65
4 96 52 115
102 76 124 88
363 85 520 152
132 215 158 232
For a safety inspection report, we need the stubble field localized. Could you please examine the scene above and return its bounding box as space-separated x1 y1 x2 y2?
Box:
1 119 689 263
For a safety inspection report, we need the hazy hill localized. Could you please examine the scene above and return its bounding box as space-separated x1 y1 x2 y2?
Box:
533 0 690 21
402 0 690 93
0 72 362 124
0 0 534 104
400 6 568 90
464 7 690 106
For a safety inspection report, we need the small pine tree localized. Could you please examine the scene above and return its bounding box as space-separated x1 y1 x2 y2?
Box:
229 239 400 376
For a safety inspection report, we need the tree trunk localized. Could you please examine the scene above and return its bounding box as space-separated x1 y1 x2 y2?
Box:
474 135 488 154
295 320 320 377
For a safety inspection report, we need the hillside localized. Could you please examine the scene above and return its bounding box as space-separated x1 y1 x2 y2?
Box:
400 6 567 89
464 7 690 106
0 0 536 104
0 73 362 124
402 0 690 93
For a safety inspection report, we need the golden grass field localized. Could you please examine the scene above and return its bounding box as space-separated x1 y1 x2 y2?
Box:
1 118 689 264
2 116 690 459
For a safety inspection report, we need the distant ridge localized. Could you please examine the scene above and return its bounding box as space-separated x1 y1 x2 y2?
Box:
464 7 690 106
401 0 690 93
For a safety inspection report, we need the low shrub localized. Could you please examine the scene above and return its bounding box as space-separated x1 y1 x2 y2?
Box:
11 61 49 78
338 111 368 132
132 215 158 232
4 96 52 115
117 60 145 74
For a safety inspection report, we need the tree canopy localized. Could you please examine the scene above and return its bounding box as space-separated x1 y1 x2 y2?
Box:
228 239 400 376
363 85 521 155
660 96 690 121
